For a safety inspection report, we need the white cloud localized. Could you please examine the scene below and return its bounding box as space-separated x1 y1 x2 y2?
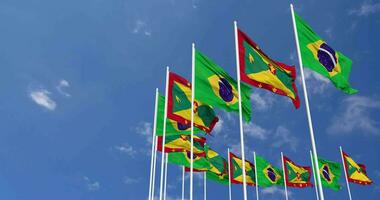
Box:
213 118 224 135
324 27 333 39
29 89 57 111
349 1 380 16
114 143 137 157
244 122 269 140
272 126 298 152
56 79 71 97
136 122 153 143
83 176 100 191
302 68 331 94
261 186 292 197
124 176 140 184
250 93 274 111
132 20 151 36
327 96 380 135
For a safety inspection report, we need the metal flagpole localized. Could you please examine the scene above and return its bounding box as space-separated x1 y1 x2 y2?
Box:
290 4 325 200
233 20 248 200
228 148 232 200
190 43 195 200
159 67 170 200
148 89 159 200
310 150 319 200
182 166 185 200
204 172 207 200
151 136 158 200
281 152 289 200
340 146 353 200
253 152 259 200
164 154 168 200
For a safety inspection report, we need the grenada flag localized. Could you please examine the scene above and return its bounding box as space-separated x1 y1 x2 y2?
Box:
167 72 219 133
342 151 373 185
237 28 300 108
156 134 206 156
283 155 312 188
229 152 256 186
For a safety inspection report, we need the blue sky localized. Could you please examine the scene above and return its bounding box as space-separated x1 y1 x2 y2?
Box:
0 0 380 199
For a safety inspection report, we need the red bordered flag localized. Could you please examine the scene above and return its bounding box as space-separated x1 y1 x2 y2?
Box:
229 152 255 186
342 151 373 185
157 134 206 156
237 28 300 108
167 72 219 133
283 155 312 188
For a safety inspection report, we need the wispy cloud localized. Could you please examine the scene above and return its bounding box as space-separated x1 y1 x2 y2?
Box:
261 186 292 197
29 89 57 111
114 143 137 157
83 176 100 191
124 176 141 184
272 126 298 152
213 118 224 135
244 122 269 140
250 93 275 111
56 79 71 97
327 96 380 135
349 1 380 17
132 20 151 36
136 122 153 143
324 27 333 39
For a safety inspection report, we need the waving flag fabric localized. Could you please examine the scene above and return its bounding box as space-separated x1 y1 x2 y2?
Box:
168 151 210 171
195 50 252 122
256 155 284 187
167 72 219 133
342 151 373 185
237 29 300 108
156 135 206 156
205 147 230 185
156 95 202 136
318 158 342 190
294 12 357 94
283 155 312 188
229 152 256 186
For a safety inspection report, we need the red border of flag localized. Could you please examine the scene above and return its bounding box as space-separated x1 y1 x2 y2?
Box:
229 152 255 186
342 151 373 185
282 155 312 188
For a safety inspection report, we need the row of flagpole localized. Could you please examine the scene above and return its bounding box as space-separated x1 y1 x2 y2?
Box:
146 3 360 200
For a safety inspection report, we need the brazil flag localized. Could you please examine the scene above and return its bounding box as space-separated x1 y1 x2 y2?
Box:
283 155 312 188
156 134 206 156
156 95 202 136
318 158 342 191
294 12 358 94
167 72 219 134
206 147 230 185
237 29 300 108
229 152 255 186
342 151 372 185
256 155 284 187
195 50 252 122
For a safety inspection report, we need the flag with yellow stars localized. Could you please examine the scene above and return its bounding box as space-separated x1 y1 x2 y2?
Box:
283 155 312 188
156 134 206 156
342 151 373 185
237 28 300 108
229 152 256 186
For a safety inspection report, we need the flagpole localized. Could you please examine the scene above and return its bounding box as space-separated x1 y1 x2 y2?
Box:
159 67 170 200
148 88 159 200
234 20 248 200
204 172 207 200
281 152 289 200
151 136 158 200
190 43 195 200
290 4 325 200
164 154 168 200
340 146 353 200
253 152 259 200
228 148 232 200
310 150 319 200
182 166 185 200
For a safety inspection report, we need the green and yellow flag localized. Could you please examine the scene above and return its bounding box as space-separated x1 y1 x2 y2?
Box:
156 95 202 136
195 50 252 122
318 158 342 190
156 135 206 156
167 72 219 134
294 13 358 94
168 151 210 171
237 29 300 108
283 155 312 188
256 155 284 187
206 147 230 185
229 152 256 186
342 151 373 185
